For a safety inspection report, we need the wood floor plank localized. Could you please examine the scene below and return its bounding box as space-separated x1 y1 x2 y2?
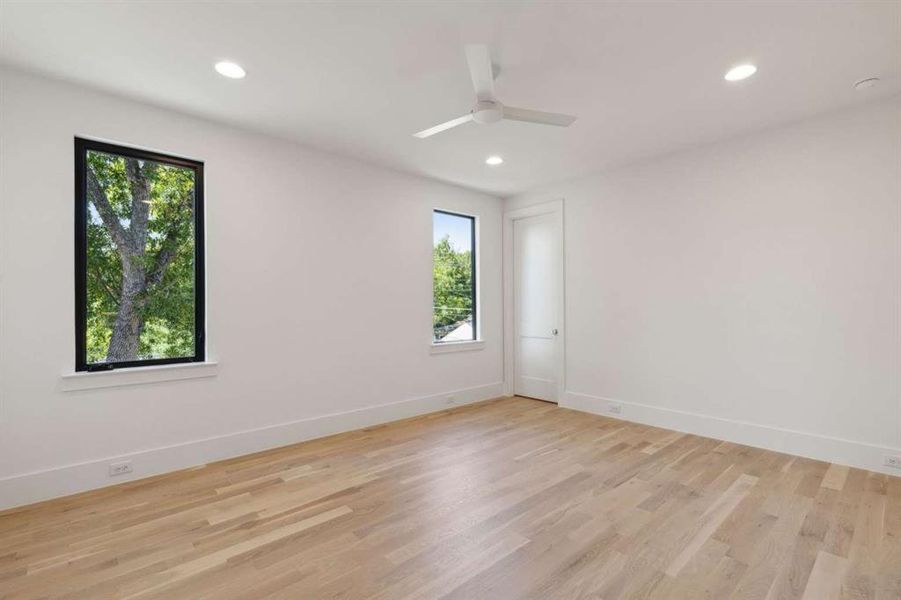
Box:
800 550 848 600
822 464 850 492
666 473 759 576
0 397 898 599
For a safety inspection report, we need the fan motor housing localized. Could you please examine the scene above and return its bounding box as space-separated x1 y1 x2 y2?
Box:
472 100 504 124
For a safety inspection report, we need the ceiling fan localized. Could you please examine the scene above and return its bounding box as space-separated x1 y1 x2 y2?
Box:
413 44 577 139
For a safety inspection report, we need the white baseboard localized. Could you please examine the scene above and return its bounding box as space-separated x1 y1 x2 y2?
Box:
0 382 503 511
562 390 901 477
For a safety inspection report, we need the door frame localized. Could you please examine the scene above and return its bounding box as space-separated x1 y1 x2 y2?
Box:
503 199 566 401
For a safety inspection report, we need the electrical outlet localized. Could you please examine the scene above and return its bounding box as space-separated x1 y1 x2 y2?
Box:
109 461 133 477
885 455 901 469
446 395 456 405
607 403 623 415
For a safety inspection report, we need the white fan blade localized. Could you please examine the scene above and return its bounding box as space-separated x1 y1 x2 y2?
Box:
503 106 577 127
464 44 495 101
413 114 473 138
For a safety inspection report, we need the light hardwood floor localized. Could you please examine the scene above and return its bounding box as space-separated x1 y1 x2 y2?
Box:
1 397 899 599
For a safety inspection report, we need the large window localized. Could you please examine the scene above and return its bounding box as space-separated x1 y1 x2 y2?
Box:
75 138 204 371
433 210 476 343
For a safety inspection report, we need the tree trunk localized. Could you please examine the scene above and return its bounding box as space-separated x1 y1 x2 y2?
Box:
106 258 146 362
89 158 154 363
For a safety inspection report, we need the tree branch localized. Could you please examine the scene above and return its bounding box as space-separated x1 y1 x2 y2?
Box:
125 158 152 253
87 168 130 254
146 239 179 290
146 190 193 290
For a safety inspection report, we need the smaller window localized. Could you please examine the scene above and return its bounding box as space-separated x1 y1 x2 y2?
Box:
432 210 477 343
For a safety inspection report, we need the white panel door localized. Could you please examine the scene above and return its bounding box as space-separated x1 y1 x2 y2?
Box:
513 212 561 402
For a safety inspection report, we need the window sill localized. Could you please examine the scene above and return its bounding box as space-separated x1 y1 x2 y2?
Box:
60 361 219 392
430 340 485 355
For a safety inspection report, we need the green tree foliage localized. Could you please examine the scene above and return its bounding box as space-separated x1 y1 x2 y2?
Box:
432 235 473 340
86 150 196 363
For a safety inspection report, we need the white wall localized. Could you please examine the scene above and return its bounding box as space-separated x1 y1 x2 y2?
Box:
507 98 901 474
0 69 504 509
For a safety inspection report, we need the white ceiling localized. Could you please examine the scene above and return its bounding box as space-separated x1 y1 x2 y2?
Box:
1 1 899 196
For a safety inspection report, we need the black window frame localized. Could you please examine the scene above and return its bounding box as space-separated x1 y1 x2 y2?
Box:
74 137 205 372
432 209 477 343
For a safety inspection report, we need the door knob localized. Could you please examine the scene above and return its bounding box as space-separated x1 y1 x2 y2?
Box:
552 329 558 336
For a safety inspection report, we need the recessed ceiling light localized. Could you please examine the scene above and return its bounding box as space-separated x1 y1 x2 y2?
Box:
214 61 246 79
485 155 503 166
854 77 880 91
724 64 757 82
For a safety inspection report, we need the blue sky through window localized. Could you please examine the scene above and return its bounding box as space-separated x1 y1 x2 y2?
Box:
433 211 473 252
